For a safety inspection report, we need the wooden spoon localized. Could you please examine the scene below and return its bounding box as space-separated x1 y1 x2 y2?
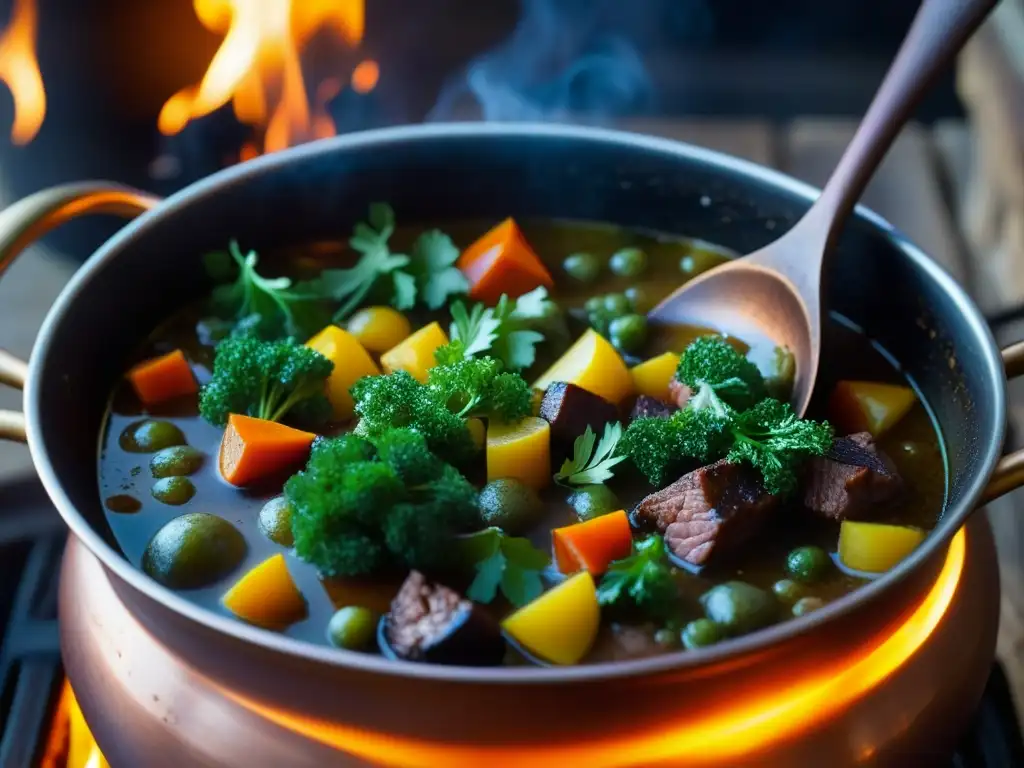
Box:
648 0 997 417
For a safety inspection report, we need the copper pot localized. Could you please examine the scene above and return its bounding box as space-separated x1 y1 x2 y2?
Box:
0 124 1021 767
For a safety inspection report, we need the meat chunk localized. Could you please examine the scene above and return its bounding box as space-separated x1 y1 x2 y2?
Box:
633 460 778 568
386 571 505 665
540 381 619 448
629 395 677 423
802 432 903 521
667 378 692 408
586 623 666 662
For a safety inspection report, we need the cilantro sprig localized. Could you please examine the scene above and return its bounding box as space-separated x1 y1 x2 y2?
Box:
597 534 678 620
457 527 550 607
554 422 627 486
448 287 559 371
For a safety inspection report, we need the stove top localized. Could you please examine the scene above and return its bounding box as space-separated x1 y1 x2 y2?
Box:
0 475 1018 766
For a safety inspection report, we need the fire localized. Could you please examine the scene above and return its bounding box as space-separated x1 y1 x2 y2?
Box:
159 0 377 156
0 0 45 144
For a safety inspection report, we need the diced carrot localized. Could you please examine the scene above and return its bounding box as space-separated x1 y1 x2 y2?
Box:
127 349 197 405
552 509 633 576
457 218 554 304
222 553 307 629
828 380 917 438
218 414 315 487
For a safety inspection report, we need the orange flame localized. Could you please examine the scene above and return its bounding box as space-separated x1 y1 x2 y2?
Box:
159 0 376 156
0 0 45 144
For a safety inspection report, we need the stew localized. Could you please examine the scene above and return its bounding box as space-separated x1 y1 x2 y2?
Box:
98 209 945 666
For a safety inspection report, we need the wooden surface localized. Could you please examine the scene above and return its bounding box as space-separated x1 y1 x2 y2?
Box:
1 116 1022 722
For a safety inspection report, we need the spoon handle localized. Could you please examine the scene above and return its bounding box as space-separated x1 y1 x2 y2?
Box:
804 0 997 251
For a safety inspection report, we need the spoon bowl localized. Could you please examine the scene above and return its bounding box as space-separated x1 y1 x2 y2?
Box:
649 0 997 416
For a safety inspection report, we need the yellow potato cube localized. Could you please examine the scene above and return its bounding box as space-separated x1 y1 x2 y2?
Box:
502 571 599 665
222 554 307 630
532 329 633 405
346 306 412 354
630 351 681 403
306 325 380 421
838 521 927 574
487 416 551 491
380 321 448 383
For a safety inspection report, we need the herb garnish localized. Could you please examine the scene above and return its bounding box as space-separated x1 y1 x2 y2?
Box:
596 534 678 620
457 527 550 607
447 286 559 371
554 422 627 486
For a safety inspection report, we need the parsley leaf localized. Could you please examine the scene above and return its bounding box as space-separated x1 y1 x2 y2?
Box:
407 230 470 309
677 335 767 411
446 287 558 371
597 534 679 620
554 422 627 486
457 527 549 607
203 240 330 340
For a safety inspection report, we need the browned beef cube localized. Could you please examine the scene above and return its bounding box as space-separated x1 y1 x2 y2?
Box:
802 432 903 521
540 381 619 448
629 395 677 423
633 460 778 568
386 571 505 665
668 378 692 408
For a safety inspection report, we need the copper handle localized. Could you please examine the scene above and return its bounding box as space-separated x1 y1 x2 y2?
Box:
979 341 1024 503
0 183 160 443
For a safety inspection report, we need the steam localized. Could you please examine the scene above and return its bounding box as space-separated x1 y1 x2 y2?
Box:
429 0 657 122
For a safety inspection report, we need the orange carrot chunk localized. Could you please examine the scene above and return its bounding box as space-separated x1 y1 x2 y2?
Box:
552 509 633 576
457 218 554 305
127 349 198 405
218 414 315 487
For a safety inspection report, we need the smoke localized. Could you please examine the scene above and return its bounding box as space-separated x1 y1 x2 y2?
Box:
429 0 666 123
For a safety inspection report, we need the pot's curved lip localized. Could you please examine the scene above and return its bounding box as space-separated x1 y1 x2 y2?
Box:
24 122 1006 684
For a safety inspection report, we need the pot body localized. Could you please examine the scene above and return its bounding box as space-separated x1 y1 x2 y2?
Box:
13 125 1010 764
61 520 999 767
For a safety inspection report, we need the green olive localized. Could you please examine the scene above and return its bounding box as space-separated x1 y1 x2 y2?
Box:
567 484 621 522
682 618 723 649
786 546 833 584
700 581 777 635
105 494 141 514
563 252 600 283
120 420 187 453
150 445 204 478
609 247 647 278
151 476 196 505
258 496 295 547
654 627 679 649
142 513 246 590
603 293 632 315
772 578 804 604
584 296 604 314
478 478 545 535
609 314 648 355
327 606 376 650
623 286 650 313
792 596 826 617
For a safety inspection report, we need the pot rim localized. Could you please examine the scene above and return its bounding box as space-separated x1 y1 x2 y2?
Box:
24 122 1007 684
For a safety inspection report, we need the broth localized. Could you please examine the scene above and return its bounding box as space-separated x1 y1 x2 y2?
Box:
98 218 946 664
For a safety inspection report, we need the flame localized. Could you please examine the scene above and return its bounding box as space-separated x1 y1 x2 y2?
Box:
0 0 45 144
223 529 968 767
159 0 375 156
39 681 110 768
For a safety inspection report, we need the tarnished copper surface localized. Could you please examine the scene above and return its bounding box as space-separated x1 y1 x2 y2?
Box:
62 518 998 768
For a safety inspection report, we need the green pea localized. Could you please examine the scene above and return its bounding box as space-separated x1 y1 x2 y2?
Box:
682 618 723 649
563 252 600 283
654 627 679 649
772 578 804 604
623 286 650 313
120 420 187 453
603 293 632 315
588 307 613 336
792 596 826 617
327 606 376 650
258 496 295 547
609 247 647 278
786 546 833 584
151 476 196 505
150 445 204 478
584 296 604 314
609 314 648 354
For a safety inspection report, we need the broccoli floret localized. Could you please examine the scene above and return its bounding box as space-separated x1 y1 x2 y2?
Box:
286 428 479 577
621 408 729 486
427 357 532 422
199 335 333 427
677 336 766 411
